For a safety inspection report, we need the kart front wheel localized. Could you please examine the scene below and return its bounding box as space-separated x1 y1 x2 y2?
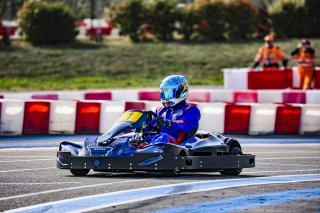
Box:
70 169 90 176
220 147 243 176
161 169 180 177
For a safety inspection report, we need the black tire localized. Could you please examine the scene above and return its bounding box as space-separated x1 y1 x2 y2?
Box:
161 169 180 177
220 147 243 176
70 169 90 176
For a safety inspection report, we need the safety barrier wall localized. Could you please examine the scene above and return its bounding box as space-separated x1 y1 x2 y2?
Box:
1 99 319 136
1 89 319 104
224 67 320 90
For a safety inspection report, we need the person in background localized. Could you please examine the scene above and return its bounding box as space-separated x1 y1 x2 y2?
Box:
291 39 317 90
252 34 288 70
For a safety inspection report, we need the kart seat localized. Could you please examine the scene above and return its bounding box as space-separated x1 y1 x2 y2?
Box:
183 125 199 142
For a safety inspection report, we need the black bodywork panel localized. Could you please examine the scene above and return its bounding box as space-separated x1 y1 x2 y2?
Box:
57 151 255 172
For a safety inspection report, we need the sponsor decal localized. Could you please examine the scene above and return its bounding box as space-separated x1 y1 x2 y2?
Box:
173 120 185 124
173 110 183 117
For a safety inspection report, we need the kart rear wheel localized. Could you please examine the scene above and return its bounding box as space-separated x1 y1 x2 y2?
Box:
220 147 243 176
70 169 90 176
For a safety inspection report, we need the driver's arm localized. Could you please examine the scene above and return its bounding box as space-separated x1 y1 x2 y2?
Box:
169 106 200 134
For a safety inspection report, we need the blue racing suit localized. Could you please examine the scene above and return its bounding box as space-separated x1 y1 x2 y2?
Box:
147 101 201 144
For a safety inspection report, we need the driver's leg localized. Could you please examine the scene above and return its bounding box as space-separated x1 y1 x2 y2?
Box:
150 133 177 144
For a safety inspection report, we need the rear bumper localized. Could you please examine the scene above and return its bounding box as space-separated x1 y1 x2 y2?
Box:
57 151 255 172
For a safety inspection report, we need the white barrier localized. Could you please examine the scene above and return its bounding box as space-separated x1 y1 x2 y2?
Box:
189 90 210 102
1 89 319 104
49 101 76 134
58 91 85 100
145 101 161 111
210 90 234 102
0 100 24 135
1 99 319 136
300 104 320 134
3 92 33 100
249 104 277 135
112 90 139 101
223 68 248 90
99 101 125 133
292 67 300 88
258 90 283 103
306 90 320 104
198 102 225 133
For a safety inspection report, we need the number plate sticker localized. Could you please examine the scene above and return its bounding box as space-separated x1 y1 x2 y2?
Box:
117 111 143 123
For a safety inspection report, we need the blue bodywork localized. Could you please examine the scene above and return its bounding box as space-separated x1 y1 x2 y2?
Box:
59 110 230 160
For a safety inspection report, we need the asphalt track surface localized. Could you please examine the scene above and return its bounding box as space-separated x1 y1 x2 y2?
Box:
0 136 319 212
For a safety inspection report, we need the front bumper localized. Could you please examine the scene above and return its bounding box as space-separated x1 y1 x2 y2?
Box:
57 151 255 172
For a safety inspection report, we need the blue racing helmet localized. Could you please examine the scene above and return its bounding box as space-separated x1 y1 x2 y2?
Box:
160 75 189 107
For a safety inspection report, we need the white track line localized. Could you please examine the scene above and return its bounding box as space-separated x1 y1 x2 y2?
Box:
252 151 320 154
257 162 320 167
0 182 80 185
6 174 320 213
0 167 56 173
0 179 146 201
258 157 320 160
0 156 53 158
0 147 57 152
243 143 320 147
243 169 320 174
0 159 55 163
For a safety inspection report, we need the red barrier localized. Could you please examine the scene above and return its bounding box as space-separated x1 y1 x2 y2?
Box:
138 91 160 101
84 92 112 100
86 27 112 36
23 101 50 135
86 26 112 36
0 22 17 36
75 102 101 134
125 101 146 111
315 68 320 89
283 91 306 104
248 68 293 89
224 104 251 134
31 94 58 100
234 91 258 103
188 91 210 102
275 105 301 134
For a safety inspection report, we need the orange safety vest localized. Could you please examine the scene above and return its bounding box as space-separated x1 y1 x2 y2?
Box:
292 48 317 68
255 45 286 66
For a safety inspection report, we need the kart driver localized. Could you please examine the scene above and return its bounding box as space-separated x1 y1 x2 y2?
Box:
140 75 201 148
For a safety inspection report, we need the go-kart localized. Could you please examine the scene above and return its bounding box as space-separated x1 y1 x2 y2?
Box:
57 110 255 176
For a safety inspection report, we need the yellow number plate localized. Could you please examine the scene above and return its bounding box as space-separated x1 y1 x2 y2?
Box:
117 111 143 123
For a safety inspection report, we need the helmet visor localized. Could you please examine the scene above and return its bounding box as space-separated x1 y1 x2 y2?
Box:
160 89 176 101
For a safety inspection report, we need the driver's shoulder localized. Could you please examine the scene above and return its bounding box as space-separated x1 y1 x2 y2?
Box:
156 106 164 113
185 103 199 111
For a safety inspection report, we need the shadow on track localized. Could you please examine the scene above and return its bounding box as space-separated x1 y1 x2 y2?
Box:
67 172 260 180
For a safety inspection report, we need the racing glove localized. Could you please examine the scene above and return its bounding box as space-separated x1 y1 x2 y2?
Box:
155 116 171 129
251 61 260 69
